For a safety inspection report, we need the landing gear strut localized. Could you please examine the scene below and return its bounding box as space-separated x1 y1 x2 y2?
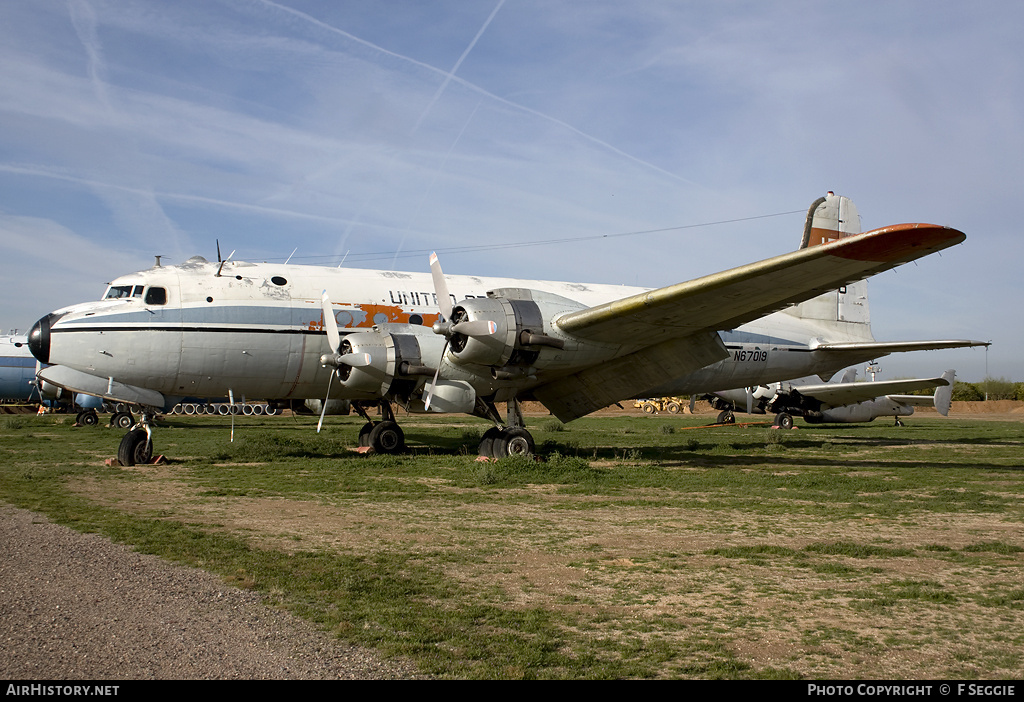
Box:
352 401 406 454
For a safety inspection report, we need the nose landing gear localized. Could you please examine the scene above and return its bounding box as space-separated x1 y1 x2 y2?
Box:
116 409 156 466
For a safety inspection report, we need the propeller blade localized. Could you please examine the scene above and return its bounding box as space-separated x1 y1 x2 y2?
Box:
745 387 753 415
316 370 334 433
689 394 696 413
320 290 340 352
429 252 453 320
424 340 449 412
451 319 498 337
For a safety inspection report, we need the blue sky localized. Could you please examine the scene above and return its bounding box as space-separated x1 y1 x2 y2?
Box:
0 1 1016 381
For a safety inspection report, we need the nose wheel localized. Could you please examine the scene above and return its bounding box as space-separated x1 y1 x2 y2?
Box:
115 409 156 466
117 428 152 466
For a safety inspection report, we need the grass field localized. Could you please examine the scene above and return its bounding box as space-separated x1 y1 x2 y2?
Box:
1 410 1022 679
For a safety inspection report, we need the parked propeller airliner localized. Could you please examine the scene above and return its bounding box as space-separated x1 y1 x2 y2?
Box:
710 369 958 427
28 193 985 464
0 334 36 402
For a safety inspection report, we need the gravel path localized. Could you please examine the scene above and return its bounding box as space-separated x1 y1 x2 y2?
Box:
0 503 424 679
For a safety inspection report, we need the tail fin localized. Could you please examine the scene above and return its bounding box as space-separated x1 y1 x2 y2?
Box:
800 191 861 249
786 192 871 332
933 369 956 416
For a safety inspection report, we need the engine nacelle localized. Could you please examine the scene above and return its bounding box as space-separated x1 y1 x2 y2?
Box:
447 296 519 367
445 288 583 370
331 326 451 400
334 331 392 398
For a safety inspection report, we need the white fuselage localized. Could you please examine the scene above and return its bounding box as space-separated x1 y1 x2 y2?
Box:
34 257 878 410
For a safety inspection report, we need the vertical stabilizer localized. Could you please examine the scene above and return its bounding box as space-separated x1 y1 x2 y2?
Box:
934 369 956 416
787 192 871 331
800 191 861 248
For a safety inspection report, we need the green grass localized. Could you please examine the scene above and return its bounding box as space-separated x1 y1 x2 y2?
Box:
1 411 1023 678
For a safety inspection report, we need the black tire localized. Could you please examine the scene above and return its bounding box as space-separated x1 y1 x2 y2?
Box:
368 421 404 454
775 412 794 430
717 410 735 424
79 410 99 427
478 427 503 458
110 411 134 429
494 427 535 458
358 422 374 447
666 402 681 414
117 429 152 466
642 403 656 414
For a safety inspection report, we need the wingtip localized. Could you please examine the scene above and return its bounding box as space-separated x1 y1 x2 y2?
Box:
831 223 966 263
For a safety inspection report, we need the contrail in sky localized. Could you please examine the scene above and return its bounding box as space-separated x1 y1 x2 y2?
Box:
413 0 506 133
256 0 691 184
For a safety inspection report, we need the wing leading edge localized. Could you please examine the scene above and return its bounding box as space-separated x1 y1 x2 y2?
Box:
555 223 966 346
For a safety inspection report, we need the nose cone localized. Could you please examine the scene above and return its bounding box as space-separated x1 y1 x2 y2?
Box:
27 314 55 364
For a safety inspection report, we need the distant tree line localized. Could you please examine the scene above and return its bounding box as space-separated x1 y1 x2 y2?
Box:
950 378 1024 402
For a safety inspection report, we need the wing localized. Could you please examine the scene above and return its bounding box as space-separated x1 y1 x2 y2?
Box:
814 340 990 354
789 376 949 409
556 223 966 345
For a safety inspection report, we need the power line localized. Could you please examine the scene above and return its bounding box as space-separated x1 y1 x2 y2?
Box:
276 208 805 265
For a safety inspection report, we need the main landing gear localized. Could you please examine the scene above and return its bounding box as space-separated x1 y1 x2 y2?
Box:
352 401 406 454
477 398 536 460
774 412 795 430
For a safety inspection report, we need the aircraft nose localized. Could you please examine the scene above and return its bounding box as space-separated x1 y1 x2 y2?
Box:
27 314 56 364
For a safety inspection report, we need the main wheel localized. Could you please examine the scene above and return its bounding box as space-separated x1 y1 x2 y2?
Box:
477 427 502 458
717 409 735 424
368 421 404 454
775 412 794 430
110 411 135 429
78 410 99 426
494 427 535 459
358 422 375 447
117 429 152 466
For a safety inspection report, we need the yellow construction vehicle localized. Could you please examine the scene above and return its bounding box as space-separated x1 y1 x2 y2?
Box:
633 397 687 414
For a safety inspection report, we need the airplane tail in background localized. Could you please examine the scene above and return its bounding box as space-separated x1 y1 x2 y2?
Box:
933 369 956 416
785 192 871 336
886 369 956 416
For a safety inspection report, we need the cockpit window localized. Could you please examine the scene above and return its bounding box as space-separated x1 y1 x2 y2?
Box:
145 287 167 305
104 285 135 299
132 285 144 298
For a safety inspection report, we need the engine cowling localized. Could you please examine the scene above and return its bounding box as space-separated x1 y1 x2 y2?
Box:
329 326 450 400
444 289 582 371
333 331 391 398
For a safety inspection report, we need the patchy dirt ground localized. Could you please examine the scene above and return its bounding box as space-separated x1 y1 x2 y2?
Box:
66 448 1024 679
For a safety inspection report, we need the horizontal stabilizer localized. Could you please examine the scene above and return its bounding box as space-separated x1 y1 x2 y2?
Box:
890 369 957 416
37 366 166 409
